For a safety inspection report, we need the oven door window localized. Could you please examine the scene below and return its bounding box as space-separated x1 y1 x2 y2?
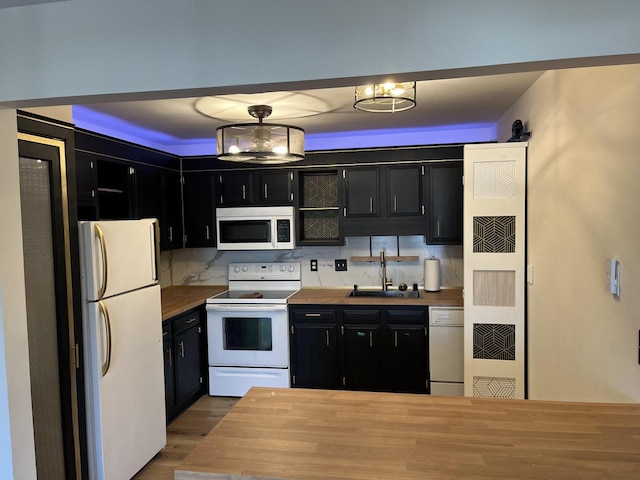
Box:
223 317 273 351
219 220 271 244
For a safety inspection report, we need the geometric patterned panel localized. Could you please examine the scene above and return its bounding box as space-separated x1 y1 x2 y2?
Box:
473 376 516 399
302 173 338 208
302 211 339 240
473 324 516 360
473 270 516 306
473 161 517 199
473 216 515 253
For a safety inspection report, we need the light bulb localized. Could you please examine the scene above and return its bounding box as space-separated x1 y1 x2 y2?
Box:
391 86 405 96
365 86 374 96
273 146 288 155
228 145 241 154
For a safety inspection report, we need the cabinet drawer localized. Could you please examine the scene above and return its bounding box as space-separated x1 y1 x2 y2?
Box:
342 309 380 323
291 309 336 323
173 309 201 335
385 309 426 325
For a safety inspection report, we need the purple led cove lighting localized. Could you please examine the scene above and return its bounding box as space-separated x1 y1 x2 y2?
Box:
73 105 496 156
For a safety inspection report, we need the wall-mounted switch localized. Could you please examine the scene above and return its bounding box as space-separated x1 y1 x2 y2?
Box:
310 259 318 272
335 259 347 271
609 258 620 297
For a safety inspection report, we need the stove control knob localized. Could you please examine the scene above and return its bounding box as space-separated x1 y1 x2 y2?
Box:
280 265 286 272
242 265 248 272
288 265 295 272
233 266 240 273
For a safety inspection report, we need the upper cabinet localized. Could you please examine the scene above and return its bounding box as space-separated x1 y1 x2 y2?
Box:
216 169 294 207
297 169 343 246
183 171 216 248
425 162 463 244
342 164 426 236
160 170 184 250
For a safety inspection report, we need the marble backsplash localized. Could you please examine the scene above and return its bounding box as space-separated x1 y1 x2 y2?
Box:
161 236 463 289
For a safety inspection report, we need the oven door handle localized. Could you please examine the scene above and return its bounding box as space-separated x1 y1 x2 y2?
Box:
206 304 288 312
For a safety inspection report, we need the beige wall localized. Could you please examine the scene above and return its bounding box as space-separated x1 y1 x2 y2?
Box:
497 64 640 402
0 109 37 478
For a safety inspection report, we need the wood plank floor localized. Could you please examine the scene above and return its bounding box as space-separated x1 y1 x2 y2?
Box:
133 395 239 480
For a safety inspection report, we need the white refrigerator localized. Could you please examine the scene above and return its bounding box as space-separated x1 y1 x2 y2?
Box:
79 219 166 480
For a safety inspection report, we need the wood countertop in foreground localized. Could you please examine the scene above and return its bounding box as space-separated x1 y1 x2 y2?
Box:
161 285 227 321
288 286 463 306
176 387 640 480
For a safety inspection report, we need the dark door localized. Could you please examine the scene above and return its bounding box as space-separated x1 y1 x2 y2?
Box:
291 322 339 388
387 165 422 216
18 137 79 480
257 170 293 205
344 167 379 217
75 152 98 220
163 334 176 421
342 324 381 390
134 164 162 222
174 325 203 406
385 324 428 393
183 172 216 248
217 171 253 206
427 162 463 244
161 170 183 250
96 159 135 219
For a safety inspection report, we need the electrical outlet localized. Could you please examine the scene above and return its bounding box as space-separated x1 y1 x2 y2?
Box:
310 259 318 272
335 259 347 271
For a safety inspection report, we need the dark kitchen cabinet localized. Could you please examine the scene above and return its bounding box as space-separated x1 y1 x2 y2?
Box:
289 309 339 389
163 308 206 423
342 165 426 236
341 309 382 391
183 171 216 248
216 169 294 206
384 309 428 393
426 162 463 244
289 305 428 394
134 164 162 222
76 152 98 220
161 170 184 250
297 169 343 246
257 170 294 205
96 159 136 219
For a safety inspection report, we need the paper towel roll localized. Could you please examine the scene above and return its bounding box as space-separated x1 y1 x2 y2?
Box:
424 257 441 292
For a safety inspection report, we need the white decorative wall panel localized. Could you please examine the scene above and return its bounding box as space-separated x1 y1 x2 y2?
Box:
473 376 516 399
473 161 517 199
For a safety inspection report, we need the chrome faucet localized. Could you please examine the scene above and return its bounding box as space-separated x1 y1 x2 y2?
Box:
380 251 392 291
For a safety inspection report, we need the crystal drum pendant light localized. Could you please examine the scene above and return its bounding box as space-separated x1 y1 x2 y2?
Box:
216 105 305 164
353 81 416 113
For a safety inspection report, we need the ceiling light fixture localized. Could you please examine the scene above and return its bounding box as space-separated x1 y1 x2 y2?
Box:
353 81 417 113
216 105 305 164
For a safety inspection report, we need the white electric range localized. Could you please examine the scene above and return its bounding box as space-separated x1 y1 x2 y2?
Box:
205 262 301 397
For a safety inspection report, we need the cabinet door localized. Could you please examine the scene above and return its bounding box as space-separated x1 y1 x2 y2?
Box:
385 324 428 393
161 170 183 250
76 153 98 220
96 159 135 219
257 170 293 205
183 172 215 248
427 162 463 244
387 165 423 216
344 167 379 217
134 164 162 222
217 171 253 206
174 325 203 407
290 322 338 389
342 323 382 390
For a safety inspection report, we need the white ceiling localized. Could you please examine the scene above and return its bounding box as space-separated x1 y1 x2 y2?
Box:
75 71 543 150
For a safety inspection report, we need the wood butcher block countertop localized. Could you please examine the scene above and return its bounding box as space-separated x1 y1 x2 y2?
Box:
161 285 227 321
175 387 640 480
288 286 463 306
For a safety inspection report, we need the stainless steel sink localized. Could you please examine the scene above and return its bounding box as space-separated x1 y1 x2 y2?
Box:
346 289 422 298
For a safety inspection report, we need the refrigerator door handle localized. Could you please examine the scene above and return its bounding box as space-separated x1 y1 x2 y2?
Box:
150 220 160 281
95 223 108 299
98 300 112 377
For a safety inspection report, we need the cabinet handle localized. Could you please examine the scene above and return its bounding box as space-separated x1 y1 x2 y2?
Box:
264 184 268 199
394 331 398 348
326 330 330 347
163 331 168 337
242 184 246 200
437 220 441 237
91 190 95 198
185 317 197 324
370 331 373 348
179 341 185 358
205 225 210 240
369 197 373 212
168 226 173 242
167 347 172 366
305 313 321 317
394 196 398 212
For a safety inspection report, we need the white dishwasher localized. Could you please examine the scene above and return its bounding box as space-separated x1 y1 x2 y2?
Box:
428 306 464 396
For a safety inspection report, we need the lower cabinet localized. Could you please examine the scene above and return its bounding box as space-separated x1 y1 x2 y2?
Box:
289 305 428 393
162 307 207 423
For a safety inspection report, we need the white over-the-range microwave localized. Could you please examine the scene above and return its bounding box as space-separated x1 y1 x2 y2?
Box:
216 206 295 250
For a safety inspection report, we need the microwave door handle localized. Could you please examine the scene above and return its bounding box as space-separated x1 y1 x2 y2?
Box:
271 219 278 249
